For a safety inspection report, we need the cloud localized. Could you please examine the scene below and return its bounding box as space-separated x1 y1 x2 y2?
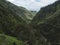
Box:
7 0 15 2
7 0 57 11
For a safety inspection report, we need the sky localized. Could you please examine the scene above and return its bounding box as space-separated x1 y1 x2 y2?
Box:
7 0 57 11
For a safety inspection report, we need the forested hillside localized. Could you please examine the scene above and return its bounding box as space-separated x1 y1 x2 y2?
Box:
31 0 60 45
0 0 60 45
0 0 34 45
31 0 60 25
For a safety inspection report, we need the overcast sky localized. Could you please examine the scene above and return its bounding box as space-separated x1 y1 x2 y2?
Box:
7 0 57 11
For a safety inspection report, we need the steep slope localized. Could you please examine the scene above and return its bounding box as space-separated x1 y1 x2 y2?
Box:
0 0 41 45
0 34 28 45
0 0 26 34
31 0 60 25
34 9 60 45
18 7 33 22
9 2 33 23
30 0 60 45
2 0 33 23
30 11 37 17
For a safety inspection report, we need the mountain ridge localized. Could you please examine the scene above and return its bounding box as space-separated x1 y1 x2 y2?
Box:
30 0 60 45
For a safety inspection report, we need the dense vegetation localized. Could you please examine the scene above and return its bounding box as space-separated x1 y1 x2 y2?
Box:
31 0 60 25
0 34 28 45
0 0 33 45
0 0 60 45
31 0 60 45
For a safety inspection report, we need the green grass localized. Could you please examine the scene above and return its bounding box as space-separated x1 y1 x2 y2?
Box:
0 34 28 45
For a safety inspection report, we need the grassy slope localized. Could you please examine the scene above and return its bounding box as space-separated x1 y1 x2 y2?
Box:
0 34 28 45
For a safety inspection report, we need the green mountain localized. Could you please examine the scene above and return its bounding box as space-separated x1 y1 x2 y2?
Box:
30 0 60 45
1 0 33 23
31 0 60 25
0 0 60 45
17 7 33 23
0 0 26 34
0 0 37 45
